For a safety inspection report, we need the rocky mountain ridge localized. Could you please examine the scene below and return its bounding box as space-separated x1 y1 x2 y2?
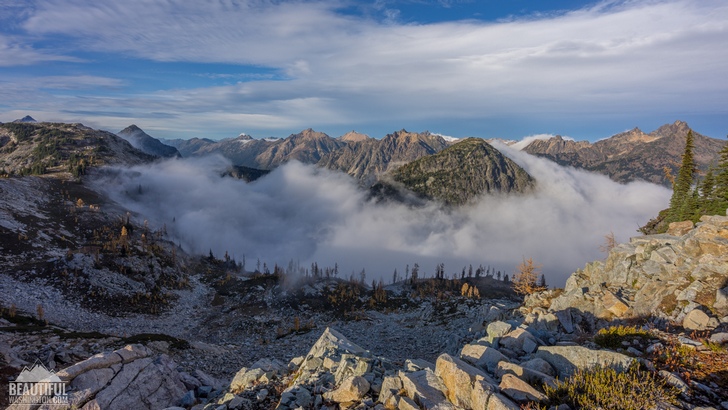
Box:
319 130 449 185
0 122 155 177
523 121 727 186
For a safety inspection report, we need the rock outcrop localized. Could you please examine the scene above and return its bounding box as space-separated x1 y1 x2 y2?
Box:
547 213 728 327
7 345 188 410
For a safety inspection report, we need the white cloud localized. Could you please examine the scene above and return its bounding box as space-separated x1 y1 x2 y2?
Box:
93 150 670 287
0 36 82 66
4 0 728 138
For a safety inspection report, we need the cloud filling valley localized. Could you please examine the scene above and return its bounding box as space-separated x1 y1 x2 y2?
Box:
95 147 670 287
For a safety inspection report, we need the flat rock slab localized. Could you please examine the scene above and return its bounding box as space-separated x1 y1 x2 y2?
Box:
535 346 634 378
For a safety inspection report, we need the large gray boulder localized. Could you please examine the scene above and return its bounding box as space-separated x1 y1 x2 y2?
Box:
534 346 634 378
460 344 510 373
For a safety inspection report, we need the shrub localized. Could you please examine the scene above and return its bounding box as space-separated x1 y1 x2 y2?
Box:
544 363 679 410
594 325 651 350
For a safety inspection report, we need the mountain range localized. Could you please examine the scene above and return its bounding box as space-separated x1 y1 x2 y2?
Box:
3 117 726 205
522 120 726 187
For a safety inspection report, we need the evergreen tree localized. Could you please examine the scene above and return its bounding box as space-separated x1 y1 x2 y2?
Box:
715 138 728 207
667 131 697 223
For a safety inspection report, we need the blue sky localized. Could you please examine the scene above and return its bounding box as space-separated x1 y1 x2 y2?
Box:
0 0 727 142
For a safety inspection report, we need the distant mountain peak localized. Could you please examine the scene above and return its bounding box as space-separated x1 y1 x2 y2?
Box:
120 124 143 133
117 124 180 158
13 115 37 123
237 133 253 140
339 131 370 143
294 128 330 140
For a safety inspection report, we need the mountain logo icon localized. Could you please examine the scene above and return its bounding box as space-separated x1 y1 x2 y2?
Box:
9 361 68 406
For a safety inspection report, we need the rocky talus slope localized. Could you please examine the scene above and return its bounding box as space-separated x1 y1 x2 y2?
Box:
548 213 728 325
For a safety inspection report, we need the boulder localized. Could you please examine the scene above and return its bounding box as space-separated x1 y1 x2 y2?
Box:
324 375 370 403
520 358 556 377
20 345 186 410
404 358 435 372
498 328 539 354
553 309 574 333
483 392 520 410
75 351 186 410
56 344 151 381
334 354 371 384
535 346 634 378
485 321 513 346
498 374 547 403
397 396 421 410
434 353 495 409
307 327 368 358
400 369 453 410
683 309 711 331
470 379 519 410
377 375 402 406
667 220 694 236
495 362 556 389
460 344 509 373
601 291 630 318
709 332 728 345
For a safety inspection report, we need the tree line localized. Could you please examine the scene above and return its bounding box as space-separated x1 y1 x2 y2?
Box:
642 132 728 233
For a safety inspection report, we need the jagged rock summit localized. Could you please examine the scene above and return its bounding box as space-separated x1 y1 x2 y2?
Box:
117 124 181 158
319 129 448 184
339 131 370 143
